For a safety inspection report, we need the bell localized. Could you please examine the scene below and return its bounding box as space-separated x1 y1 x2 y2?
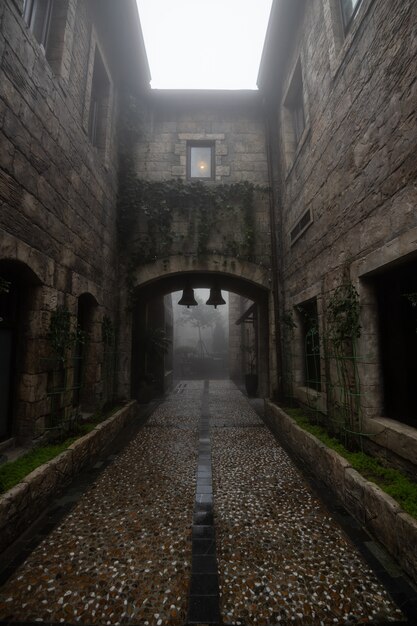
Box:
178 286 198 308
206 286 226 309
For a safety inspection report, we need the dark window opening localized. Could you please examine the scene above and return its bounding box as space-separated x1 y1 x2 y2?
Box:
285 61 306 147
23 0 68 73
340 0 362 33
298 299 321 392
187 141 215 180
291 209 312 244
88 49 110 149
374 258 417 428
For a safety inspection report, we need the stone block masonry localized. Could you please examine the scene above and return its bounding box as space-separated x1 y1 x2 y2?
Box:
0 401 137 554
264 401 417 587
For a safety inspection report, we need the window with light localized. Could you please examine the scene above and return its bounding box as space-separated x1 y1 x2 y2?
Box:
187 142 215 180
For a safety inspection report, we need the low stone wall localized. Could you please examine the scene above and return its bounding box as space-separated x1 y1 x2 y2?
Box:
0 401 137 554
264 402 417 585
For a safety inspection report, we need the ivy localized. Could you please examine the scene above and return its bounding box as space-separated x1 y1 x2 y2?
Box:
327 283 361 346
47 306 86 362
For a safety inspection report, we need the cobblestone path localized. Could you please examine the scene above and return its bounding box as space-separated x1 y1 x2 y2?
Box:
0 381 407 625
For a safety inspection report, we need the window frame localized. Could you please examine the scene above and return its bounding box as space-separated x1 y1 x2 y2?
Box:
23 0 53 51
186 141 215 181
339 0 362 33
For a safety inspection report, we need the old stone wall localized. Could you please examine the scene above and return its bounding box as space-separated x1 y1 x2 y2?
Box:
0 0 125 441
264 0 417 469
122 90 272 276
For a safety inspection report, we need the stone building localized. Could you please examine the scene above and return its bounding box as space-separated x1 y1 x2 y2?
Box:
0 0 149 443
1 0 416 480
259 0 417 473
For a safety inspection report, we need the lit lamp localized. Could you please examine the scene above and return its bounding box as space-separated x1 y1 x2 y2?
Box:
198 160 207 172
178 285 198 308
206 286 226 309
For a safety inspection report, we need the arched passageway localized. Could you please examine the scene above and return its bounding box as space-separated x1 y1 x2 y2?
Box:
122 260 274 401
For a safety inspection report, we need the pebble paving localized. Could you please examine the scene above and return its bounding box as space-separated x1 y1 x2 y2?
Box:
210 381 405 625
0 379 407 625
0 384 201 625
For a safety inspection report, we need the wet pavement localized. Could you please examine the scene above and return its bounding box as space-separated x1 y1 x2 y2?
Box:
0 380 414 625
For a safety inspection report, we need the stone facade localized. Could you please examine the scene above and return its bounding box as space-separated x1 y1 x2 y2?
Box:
259 0 417 472
0 0 148 443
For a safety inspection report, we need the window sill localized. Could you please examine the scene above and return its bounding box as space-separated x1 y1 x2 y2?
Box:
364 416 417 467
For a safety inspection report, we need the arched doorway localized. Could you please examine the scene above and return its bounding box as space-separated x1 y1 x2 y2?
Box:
127 269 271 400
0 260 42 441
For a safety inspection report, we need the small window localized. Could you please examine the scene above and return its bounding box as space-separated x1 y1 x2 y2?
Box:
285 61 305 146
187 142 215 180
340 0 362 32
290 209 313 245
23 0 53 51
23 0 69 74
282 59 307 168
88 49 111 149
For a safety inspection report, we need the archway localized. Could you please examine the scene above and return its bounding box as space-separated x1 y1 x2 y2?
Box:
123 262 273 401
0 259 42 442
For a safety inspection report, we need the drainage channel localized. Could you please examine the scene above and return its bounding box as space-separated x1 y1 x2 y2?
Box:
187 379 221 624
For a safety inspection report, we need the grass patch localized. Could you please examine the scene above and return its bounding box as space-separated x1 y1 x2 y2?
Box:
281 406 417 519
0 405 123 495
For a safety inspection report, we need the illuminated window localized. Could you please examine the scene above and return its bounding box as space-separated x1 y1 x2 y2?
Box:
187 142 215 180
340 0 362 32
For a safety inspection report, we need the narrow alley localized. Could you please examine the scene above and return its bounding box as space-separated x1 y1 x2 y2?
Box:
0 382 409 626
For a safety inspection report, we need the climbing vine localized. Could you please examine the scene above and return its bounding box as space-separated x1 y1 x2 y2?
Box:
325 282 362 449
118 177 260 261
116 93 267 288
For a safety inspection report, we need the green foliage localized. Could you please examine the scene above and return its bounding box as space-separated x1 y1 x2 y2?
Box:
0 407 121 494
118 177 260 265
283 406 417 519
47 306 87 362
327 282 361 346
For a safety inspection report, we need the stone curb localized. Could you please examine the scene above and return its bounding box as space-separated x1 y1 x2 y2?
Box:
0 401 137 554
265 401 417 585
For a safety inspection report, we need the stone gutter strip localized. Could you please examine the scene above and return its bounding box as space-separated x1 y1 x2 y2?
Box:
0 401 137 554
264 401 417 586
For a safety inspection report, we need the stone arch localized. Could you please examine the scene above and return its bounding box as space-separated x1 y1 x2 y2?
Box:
0 258 44 442
130 255 272 295
118 255 275 400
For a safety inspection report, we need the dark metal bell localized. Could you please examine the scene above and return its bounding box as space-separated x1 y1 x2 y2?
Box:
178 286 198 308
206 286 226 309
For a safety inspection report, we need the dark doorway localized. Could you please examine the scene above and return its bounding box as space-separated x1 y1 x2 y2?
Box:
0 281 18 440
0 261 40 441
374 258 417 427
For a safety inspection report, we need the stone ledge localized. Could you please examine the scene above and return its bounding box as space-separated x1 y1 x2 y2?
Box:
0 401 137 554
264 401 417 585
